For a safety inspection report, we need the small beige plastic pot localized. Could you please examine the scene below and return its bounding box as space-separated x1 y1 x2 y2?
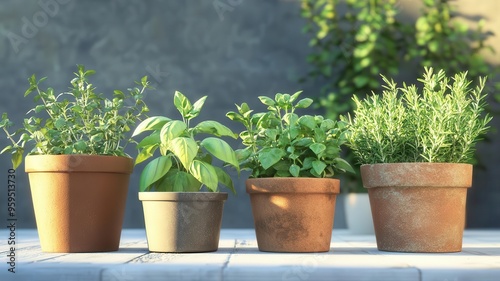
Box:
139 192 228 253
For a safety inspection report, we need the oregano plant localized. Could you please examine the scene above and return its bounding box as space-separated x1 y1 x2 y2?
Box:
0 65 151 169
227 91 353 178
343 67 492 164
133 91 239 192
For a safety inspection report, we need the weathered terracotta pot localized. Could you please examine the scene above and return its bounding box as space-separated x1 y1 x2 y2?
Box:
25 155 133 253
361 163 472 253
139 192 227 253
246 178 340 253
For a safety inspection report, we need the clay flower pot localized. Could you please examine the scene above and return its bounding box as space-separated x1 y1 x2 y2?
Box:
139 192 228 253
25 155 133 253
246 177 340 253
361 163 472 253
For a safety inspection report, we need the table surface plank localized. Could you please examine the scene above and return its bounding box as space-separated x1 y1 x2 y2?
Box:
1 229 499 281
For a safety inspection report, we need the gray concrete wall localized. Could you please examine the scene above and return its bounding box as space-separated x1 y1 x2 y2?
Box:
0 0 498 229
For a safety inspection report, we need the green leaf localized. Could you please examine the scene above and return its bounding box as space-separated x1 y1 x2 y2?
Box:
54 118 66 129
187 96 207 119
258 148 285 170
133 116 171 137
194 120 237 138
258 96 276 106
312 160 327 175
12 148 23 169
170 137 198 170
160 120 187 146
295 98 313 108
235 147 252 162
74 140 87 151
292 137 314 147
289 164 300 177
0 145 13 155
290 90 303 103
34 105 45 113
334 158 355 173
157 169 201 192
283 113 299 126
135 145 158 164
200 137 239 171
139 156 172 191
226 111 245 123
265 129 279 140
174 91 193 118
137 132 160 148
213 166 235 193
113 90 125 98
310 143 326 156
189 160 219 192
320 119 336 130
298 115 316 130
302 157 316 170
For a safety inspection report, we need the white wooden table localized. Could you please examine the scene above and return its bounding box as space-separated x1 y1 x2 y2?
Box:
1 229 499 281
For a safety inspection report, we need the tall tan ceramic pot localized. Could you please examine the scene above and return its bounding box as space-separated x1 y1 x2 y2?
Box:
139 192 227 253
361 163 472 253
25 155 133 253
246 177 340 253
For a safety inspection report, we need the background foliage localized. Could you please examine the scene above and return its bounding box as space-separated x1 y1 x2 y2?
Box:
300 0 498 191
301 0 498 119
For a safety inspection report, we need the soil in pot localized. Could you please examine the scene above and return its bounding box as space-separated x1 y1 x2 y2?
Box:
361 163 472 253
26 155 133 253
246 177 340 253
139 192 227 253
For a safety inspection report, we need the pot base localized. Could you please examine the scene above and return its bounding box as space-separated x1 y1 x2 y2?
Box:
246 178 340 253
362 163 472 253
26 155 133 253
139 192 227 253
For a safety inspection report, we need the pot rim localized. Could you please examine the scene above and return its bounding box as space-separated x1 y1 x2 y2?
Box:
360 162 472 168
138 191 228 202
246 177 340 194
360 162 472 189
25 154 134 174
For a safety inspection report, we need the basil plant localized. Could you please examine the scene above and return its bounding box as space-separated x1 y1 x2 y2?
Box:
133 91 239 192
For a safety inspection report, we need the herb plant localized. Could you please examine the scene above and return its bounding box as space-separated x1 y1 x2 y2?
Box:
343 67 492 164
227 91 353 178
0 65 151 169
133 91 239 193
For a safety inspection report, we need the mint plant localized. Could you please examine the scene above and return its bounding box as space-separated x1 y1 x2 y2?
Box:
343 67 492 164
133 91 239 192
227 91 353 178
0 65 151 169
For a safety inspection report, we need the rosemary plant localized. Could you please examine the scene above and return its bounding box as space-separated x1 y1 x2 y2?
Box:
343 67 492 164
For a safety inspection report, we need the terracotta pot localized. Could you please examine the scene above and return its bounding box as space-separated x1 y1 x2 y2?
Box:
361 163 472 253
25 155 133 253
344 193 375 235
246 177 340 253
139 192 227 253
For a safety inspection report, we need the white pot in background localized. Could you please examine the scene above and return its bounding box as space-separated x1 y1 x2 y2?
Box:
344 193 375 235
